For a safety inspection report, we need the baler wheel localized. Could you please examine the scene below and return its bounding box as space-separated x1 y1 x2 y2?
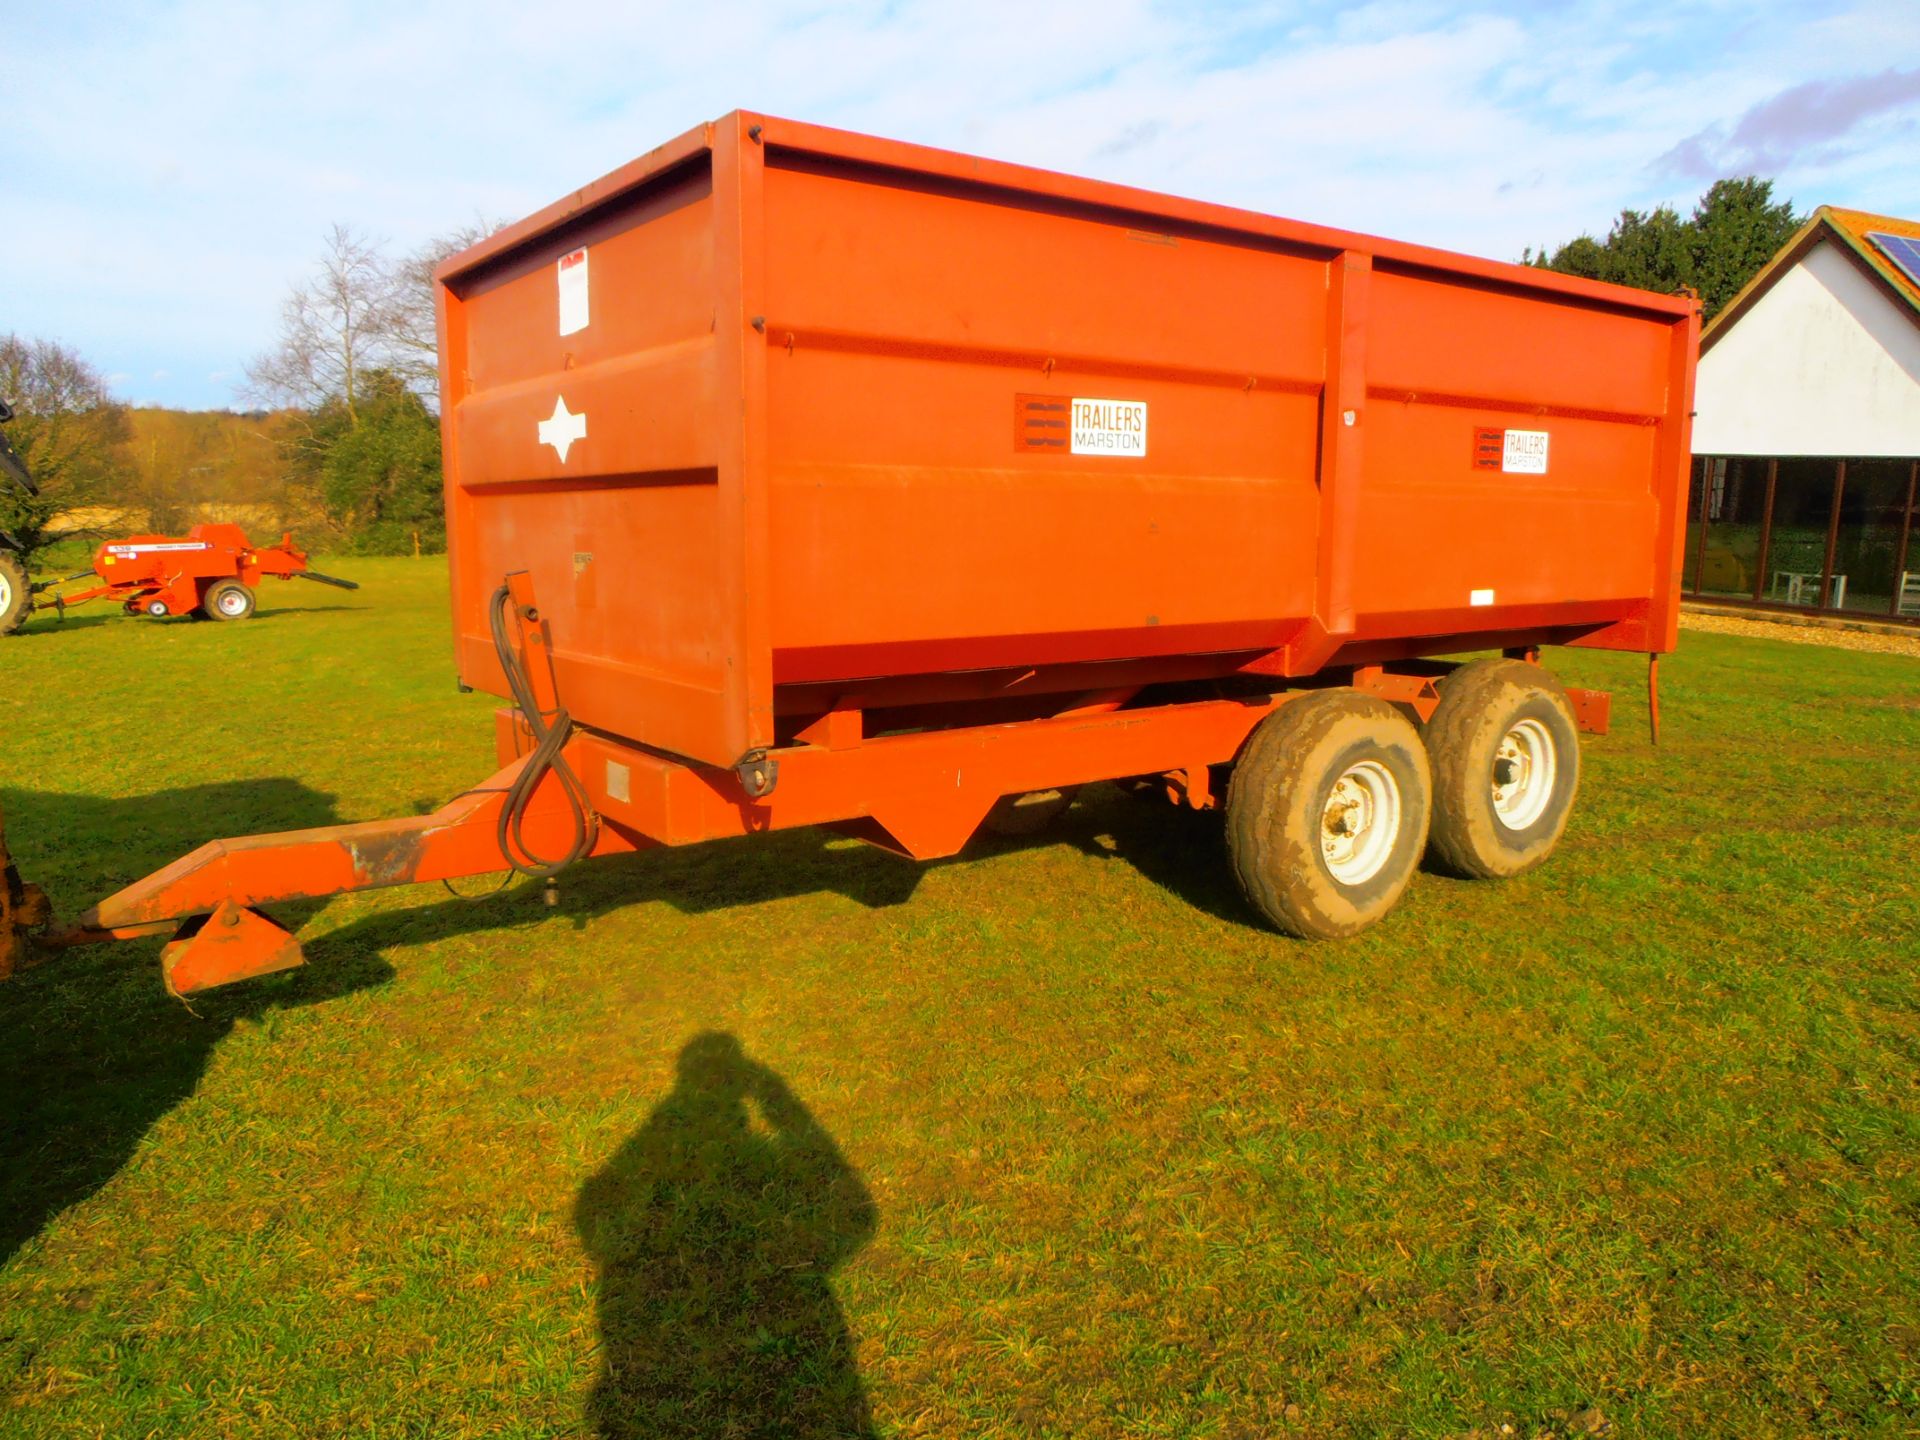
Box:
1422 659 1580 880
1226 689 1432 940
204 580 257 621
0 551 29 636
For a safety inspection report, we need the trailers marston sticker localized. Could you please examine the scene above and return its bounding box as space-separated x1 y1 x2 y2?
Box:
1014 394 1149 456
1071 398 1148 457
1502 429 1549 473
105 542 213 555
1473 426 1549 474
558 247 589 336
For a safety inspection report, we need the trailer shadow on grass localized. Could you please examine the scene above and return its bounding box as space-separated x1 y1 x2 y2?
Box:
0 780 394 1270
0 775 1263 1275
1050 784 1258 926
294 781 1262 973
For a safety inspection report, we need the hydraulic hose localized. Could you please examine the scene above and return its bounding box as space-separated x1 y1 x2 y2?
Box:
489 582 596 879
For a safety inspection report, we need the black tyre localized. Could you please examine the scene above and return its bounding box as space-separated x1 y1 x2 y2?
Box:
1226 689 1432 939
0 551 29 636
203 580 257 621
1423 658 1580 880
982 787 1078 837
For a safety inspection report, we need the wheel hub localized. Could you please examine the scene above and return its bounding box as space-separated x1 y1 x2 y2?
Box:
1320 760 1401 886
1490 718 1557 830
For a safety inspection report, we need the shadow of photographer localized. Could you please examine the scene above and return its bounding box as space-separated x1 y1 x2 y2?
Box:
575 1032 877 1439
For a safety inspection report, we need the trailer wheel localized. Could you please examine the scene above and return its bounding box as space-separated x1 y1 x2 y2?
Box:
1423 659 1580 879
0 551 29 636
1226 689 1432 939
983 787 1079 836
203 581 257 621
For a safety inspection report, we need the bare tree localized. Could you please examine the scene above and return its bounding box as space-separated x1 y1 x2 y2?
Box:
388 222 498 400
245 220 499 418
243 224 407 421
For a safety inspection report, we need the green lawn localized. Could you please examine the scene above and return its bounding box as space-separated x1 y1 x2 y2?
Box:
2 559 1917 1438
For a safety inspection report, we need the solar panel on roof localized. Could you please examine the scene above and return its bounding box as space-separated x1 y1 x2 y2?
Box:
1865 231 1920 288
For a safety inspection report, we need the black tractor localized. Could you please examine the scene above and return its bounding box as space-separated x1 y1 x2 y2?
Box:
1 399 36 636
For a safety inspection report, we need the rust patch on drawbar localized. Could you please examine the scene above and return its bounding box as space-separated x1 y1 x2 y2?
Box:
344 830 428 889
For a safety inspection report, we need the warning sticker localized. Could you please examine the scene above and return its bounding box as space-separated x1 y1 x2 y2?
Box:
1472 426 1549 474
1069 398 1148 457
558 247 589 336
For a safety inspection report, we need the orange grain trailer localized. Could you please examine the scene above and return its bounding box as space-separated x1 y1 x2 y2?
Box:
4 112 1697 993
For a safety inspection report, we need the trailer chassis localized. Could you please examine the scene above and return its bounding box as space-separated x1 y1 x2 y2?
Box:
12 628 1610 996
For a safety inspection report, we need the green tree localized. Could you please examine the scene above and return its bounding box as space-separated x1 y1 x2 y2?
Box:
1688 178 1803 319
1525 177 1804 321
1606 205 1696 294
0 335 131 555
313 370 444 555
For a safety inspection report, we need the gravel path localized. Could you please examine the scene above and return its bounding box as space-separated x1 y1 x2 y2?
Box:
1680 609 1920 659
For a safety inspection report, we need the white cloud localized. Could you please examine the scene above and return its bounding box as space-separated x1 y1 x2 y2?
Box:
3 0 1916 408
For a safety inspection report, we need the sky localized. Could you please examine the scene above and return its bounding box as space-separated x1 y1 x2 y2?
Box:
3 0 1917 411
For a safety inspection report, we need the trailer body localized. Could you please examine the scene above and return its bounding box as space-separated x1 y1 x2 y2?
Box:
436 112 1695 773
8 112 1699 991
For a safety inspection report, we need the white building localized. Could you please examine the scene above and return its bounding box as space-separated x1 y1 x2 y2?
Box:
1687 207 1920 620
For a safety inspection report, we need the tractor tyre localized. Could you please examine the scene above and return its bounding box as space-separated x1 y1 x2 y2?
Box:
203 581 257 622
1226 689 1431 939
1422 658 1580 880
0 551 29 636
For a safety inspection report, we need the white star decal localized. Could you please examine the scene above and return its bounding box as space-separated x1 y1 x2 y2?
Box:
538 395 587 463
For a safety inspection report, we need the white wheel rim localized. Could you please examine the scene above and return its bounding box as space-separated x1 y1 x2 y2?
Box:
148 601 169 617
1492 718 1557 831
1320 759 1401 886
0 572 11 612
218 590 247 616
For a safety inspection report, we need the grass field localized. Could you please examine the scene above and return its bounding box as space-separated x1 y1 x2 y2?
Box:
2 558 1917 1438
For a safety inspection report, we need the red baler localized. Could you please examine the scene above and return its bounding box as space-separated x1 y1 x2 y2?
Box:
21 523 356 627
